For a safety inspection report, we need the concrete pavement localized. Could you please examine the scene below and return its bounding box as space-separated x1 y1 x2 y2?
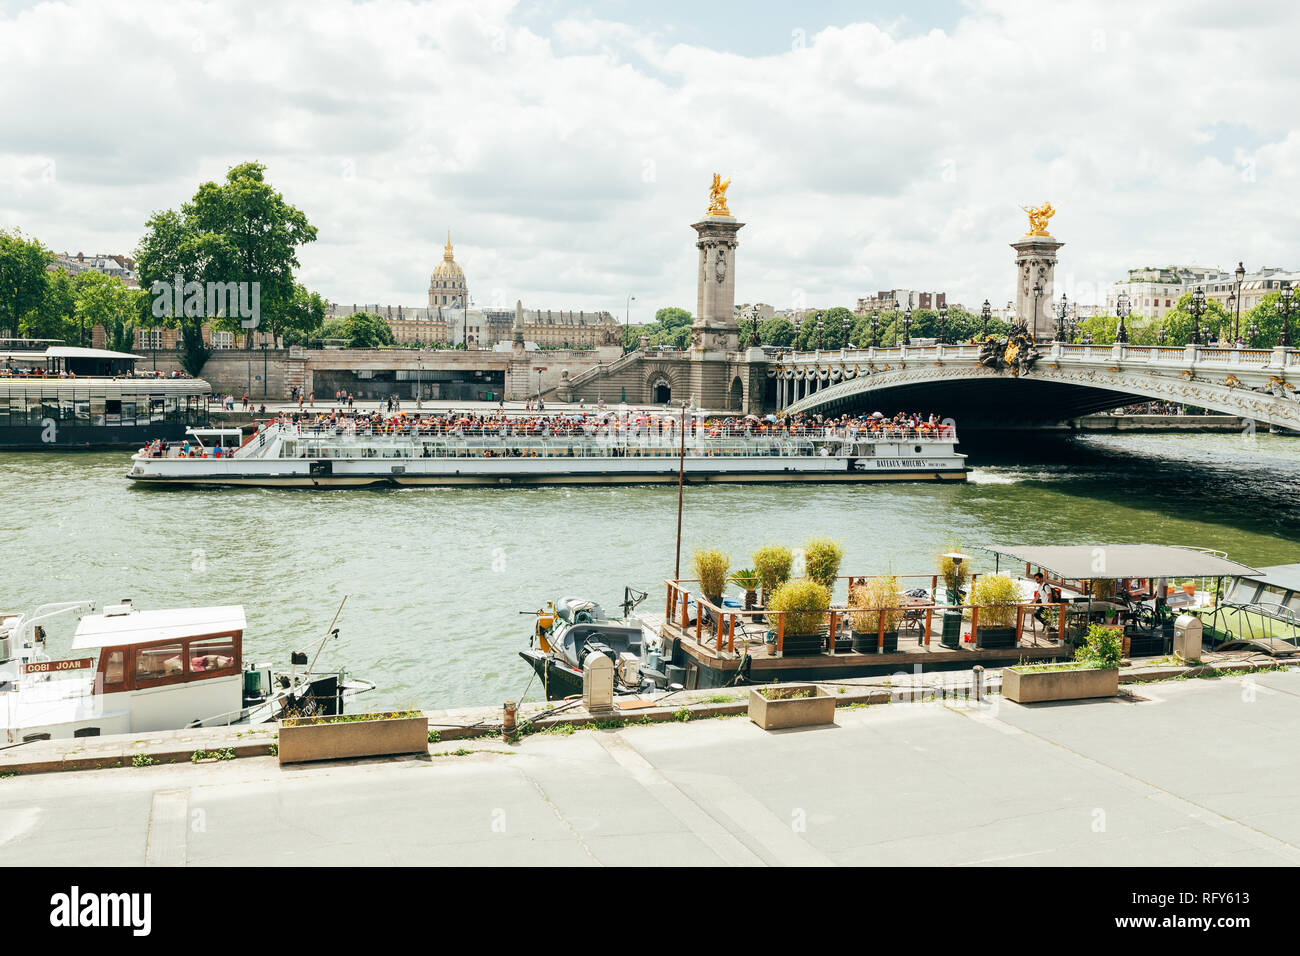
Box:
3 669 1299 866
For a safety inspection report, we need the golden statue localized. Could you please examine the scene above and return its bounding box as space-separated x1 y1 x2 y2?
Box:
707 173 732 216
1020 202 1055 237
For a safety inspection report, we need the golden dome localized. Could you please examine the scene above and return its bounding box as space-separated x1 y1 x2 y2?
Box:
432 230 464 280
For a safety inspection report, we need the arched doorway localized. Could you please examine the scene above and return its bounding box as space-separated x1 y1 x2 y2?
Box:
652 379 672 404
728 377 744 411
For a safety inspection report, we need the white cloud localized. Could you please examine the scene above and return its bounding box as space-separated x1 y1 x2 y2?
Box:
0 0 1296 319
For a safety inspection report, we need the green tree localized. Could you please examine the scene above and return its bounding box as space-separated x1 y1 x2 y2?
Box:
21 265 77 343
758 316 796 347
0 228 54 339
135 161 318 374
655 306 692 330
75 271 142 353
1153 291 1233 346
278 283 327 346
336 312 395 348
1240 291 1289 348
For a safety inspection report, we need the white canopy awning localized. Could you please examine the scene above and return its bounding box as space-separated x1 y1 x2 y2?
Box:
978 545 1258 581
72 605 245 649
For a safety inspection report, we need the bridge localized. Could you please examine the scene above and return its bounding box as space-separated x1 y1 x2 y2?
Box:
775 342 1300 430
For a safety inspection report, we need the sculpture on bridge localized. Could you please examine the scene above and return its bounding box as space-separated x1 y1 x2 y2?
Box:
707 173 732 217
1020 202 1056 237
978 322 1041 377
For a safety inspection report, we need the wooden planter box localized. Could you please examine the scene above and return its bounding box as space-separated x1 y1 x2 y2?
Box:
976 625 1018 649
1002 665 1119 703
748 684 837 730
851 629 898 653
278 713 429 765
779 632 825 656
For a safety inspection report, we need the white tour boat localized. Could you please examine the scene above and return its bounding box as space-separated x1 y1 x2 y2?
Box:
127 418 967 487
1 600 373 744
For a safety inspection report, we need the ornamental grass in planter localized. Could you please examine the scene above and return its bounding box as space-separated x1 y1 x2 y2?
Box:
692 548 729 628
731 568 761 610
803 537 845 591
753 544 794 603
1003 625 1121 703
849 574 904 653
767 579 831 656
970 573 1020 648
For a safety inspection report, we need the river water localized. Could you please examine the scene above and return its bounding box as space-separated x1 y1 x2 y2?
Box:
4 431 1298 709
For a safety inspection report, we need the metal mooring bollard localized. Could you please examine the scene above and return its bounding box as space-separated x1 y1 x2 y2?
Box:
972 666 984 702
503 700 518 737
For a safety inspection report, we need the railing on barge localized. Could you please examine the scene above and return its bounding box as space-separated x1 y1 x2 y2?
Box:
663 574 1069 657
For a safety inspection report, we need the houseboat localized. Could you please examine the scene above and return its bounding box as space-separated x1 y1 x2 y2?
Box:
1 599 373 744
1 343 209 449
1200 563 1300 651
128 417 967 487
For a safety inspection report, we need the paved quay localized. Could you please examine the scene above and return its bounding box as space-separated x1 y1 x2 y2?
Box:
3 666 1299 866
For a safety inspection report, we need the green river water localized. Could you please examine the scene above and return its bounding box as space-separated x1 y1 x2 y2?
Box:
3 431 1298 709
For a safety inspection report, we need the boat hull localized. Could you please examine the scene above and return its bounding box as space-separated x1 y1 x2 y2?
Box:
519 649 585 700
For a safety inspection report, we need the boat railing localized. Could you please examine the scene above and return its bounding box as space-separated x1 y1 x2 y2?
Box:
664 575 1069 656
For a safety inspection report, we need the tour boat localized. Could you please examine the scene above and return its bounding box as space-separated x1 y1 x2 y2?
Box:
1 599 374 744
127 418 967 487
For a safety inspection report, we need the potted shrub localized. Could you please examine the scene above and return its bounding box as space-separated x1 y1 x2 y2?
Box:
1002 624 1122 703
753 544 794 606
278 710 429 764
937 550 970 648
970 573 1020 648
803 537 844 591
748 683 836 730
731 568 761 610
692 548 730 625
767 579 831 656
850 575 904 653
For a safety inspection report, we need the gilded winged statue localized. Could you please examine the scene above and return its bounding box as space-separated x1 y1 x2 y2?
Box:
707 173 732 216
1020 202 1055 237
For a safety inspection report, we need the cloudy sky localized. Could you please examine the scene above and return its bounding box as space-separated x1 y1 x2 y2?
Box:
2 0 1297 321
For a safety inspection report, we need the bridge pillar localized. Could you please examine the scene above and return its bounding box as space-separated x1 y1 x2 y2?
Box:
1011 233 1065 341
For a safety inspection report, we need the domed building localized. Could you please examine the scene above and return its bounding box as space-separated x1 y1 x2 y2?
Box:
428 231 468 309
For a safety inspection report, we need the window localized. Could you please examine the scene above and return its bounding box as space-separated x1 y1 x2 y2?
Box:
74 727 101 738
211 330 234 349
135 642 184 683
188 636 237 675
103 649 125 687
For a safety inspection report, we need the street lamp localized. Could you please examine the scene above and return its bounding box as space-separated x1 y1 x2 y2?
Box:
980 299 991 338
623 294 636 354
1032 282 1044 329
937 304 948 344
815 312 824 351
891 298 900 346
1278 281 1295 348
1055 293 1069 342
1248 319 1259 348
1158 327 1169 345
1116 291 1131 344
1233 261 1246 341
1189 286 1206 346
902 306 912 346
416 355 423 410
870 310 880 347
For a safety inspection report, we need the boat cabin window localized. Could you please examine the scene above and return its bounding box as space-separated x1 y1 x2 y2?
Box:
103 649 126 688
1259 586 1289 609
1226 579 1258 604
189 636 236 673
136 642 184 683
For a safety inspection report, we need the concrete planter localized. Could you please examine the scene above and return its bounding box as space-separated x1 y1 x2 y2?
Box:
278 712 428 764
748 684 836 730
852 629 898 653
1002 665 1119 703
976 625 1018 649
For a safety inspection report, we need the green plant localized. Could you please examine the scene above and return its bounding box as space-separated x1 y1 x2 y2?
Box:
803 538 844 589
767 579 832 636
937 548 970 604
191 748 236 763
427 729 441 743
1076 624 1123 669
692 548 730 602
970 574 1021 628
753 544 794 597
1090 578 1116 600
673 707 692 722
282 710 423 726
848 574 904 634
731 568 761 609
267 743 278 756
132 753 158 767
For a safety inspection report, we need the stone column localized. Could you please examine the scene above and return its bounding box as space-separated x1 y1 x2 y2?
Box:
690 215 744 355
1010 234 1065 341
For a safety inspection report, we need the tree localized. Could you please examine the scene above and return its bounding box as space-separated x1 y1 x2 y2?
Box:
1240 291 1288 348
135 161 318 374
75 271 142 353
758 316 796 347
655 307 692 330
278 283 326 346
21 266 77 343
1153 291 1232 346
0 228 53 339
336 312 395 348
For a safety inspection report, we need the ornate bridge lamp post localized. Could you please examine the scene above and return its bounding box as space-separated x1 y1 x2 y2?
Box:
1278 282 1295 348
1055 293 1068 342
1032 282 1044 329
902 306 913 346
1189 287 1206 346
980 299 991 339
815 312 824 351
1116 291 1131 344
870 310 880 347
891 298 900 345
1248 319 1259 348
1158 327 1169 346
937 304 948 344
1233 261 1246 342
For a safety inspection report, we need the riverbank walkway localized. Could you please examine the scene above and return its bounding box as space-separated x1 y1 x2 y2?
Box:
3 664 1298 865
